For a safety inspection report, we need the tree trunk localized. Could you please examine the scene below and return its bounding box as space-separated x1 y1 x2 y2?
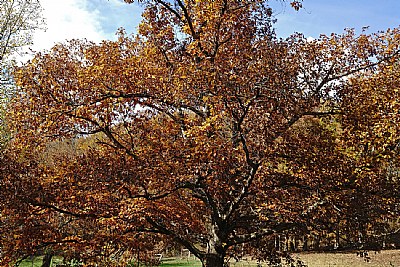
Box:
201 222 227 267
203 253 224 267
41 251 53 267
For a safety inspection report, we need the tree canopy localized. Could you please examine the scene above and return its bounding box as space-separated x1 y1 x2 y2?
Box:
1 0 400 266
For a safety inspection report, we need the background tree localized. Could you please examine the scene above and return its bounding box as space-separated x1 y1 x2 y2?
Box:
0 0 44 60
0 0 44 265
0 0 44 147
3 1 400 267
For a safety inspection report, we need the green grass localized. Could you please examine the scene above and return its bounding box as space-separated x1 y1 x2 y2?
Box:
159 258 202 267
16 256 64 267
16 259 41 267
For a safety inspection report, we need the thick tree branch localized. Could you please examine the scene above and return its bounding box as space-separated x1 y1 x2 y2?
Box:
145 216 204 259
176 0 197 39
155 0 183 21
28 199 99 219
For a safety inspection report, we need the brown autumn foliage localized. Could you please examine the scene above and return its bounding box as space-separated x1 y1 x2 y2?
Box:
1 0 400 266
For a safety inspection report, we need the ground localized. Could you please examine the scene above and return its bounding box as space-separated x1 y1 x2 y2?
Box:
17 250 400 267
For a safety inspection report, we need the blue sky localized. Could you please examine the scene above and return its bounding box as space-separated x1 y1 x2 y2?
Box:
26 0 400 59
95 0 400 38
85 0 142 38
270 0 400 37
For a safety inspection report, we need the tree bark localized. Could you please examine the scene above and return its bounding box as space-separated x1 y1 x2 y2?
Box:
203 253 224 267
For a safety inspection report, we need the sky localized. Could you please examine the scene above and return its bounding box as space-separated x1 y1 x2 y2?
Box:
24 0 400 59
269 0 400 38
25 0 142 57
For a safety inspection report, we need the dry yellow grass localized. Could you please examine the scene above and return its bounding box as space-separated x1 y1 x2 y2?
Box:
293 250 399 267
227 250 399 267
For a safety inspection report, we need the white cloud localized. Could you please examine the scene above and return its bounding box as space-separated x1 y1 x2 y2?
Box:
15 0 142 63
14 0 108 63
32 0 106 51
105 0 126 7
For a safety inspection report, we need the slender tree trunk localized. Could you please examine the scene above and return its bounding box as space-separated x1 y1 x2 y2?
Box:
41 251 53 267
303 235 308 251
335 227 340 249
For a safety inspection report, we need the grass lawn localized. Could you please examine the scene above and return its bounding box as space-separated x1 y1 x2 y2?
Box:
17 256 64 267
16 250 399 267
159 257 202 267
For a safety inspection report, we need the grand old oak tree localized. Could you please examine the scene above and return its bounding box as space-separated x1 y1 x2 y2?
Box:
1 0 400 266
